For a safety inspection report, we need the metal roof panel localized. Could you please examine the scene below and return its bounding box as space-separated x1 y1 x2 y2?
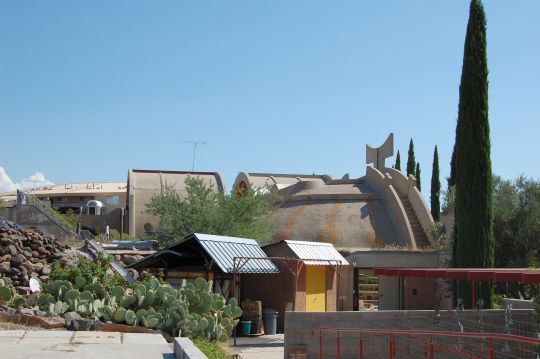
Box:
194 233 279 274
283 240 349 265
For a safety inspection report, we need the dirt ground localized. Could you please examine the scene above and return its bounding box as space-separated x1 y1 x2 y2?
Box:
0 317 63 331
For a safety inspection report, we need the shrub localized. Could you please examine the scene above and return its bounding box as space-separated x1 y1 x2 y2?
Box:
193 337 230 359
50 253 126 291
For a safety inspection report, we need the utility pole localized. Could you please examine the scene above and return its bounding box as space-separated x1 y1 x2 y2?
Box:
181 140 210 171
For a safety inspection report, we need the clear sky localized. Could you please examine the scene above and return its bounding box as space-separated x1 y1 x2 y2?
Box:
1 1 539 196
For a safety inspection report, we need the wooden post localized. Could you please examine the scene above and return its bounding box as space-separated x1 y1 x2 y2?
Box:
472 280 477 309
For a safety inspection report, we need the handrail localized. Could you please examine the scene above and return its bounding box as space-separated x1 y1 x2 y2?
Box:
315 327 540 359
85 238 134 283
21 191 133 283
23 191 77 236
317 327 540 345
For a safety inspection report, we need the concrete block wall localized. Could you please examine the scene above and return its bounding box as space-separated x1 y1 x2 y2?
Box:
284 310 536 359
80 208 124 234
173 337 207 359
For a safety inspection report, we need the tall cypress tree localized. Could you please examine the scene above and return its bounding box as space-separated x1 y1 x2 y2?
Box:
406 139 416 177
448 146 456 187
394 150 401 171
453 0 494 308
416 162 421 191
431 146 441 222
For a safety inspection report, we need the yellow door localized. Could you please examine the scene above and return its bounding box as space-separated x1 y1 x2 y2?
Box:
306 266 326 312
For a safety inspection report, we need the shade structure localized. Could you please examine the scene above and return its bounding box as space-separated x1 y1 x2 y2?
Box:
373 267 540 284
129 233 279 274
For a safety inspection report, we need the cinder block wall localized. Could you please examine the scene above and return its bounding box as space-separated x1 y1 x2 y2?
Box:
284 310 536 359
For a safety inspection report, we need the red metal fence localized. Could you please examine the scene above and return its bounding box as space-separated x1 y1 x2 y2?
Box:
313 328 540 359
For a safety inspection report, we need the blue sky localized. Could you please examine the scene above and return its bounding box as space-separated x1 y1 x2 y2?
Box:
1 1 539 196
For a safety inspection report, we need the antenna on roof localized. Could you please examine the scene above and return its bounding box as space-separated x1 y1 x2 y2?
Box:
181 140 210 172
19 178 49 190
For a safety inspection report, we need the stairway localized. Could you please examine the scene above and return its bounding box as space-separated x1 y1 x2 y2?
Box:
22 192 78 237
21 191 133 282
400 198 429 248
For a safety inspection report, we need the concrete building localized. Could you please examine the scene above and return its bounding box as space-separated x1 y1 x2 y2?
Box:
0 182 128 239
0 182 127 214
234 172 332 192
0 169 226 239
126 169 225 238
234 134 449 311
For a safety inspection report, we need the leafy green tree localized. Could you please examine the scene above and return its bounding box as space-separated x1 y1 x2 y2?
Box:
453 0 494 308
394 150 401 171
431 146 441 222
406 139 416 177
146 177 278 246
494 176 540 268
493 175 540 299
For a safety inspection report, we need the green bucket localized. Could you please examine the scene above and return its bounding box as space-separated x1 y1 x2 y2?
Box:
240 321 252 336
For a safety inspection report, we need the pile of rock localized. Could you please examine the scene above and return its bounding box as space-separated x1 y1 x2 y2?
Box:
0 227 71 288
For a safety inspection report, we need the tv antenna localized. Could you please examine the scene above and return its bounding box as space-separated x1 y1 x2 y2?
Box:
19 178 49 190
181 140 210 171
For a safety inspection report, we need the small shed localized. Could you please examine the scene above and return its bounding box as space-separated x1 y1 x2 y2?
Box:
241 240 349 329
129 233 278 299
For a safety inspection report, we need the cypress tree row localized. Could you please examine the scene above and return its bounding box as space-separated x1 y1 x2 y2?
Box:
394 150 401 171
430 146 441 222
453 0 494 308
406 139 416 177
415 162 421 191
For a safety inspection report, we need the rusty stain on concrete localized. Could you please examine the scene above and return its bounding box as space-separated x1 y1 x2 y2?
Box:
273 204 307 242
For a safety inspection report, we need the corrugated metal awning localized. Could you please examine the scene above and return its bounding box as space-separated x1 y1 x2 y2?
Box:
194 233 279 274
128 233 279 274
283 240 349 265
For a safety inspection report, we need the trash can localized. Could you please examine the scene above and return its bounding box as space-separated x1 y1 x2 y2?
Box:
250 320 260 334
240 321 252 336
262 308 278 335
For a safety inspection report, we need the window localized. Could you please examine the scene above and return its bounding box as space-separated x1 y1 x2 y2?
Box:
106 196 119 205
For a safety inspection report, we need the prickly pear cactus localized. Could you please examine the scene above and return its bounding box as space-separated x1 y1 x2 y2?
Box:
37 293 55 310
112 308 126 323
29 276 240 342
0 285 12 302
10 295 26 309
125 310 137 326
75 276 86 290
50 301 69 315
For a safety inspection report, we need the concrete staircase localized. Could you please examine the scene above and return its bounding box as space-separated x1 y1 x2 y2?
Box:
21 191 133 282
400 198 429 248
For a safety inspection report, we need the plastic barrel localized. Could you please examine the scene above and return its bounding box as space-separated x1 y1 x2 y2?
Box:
262 308 278 335
250 320 259 334
240 321 252 336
